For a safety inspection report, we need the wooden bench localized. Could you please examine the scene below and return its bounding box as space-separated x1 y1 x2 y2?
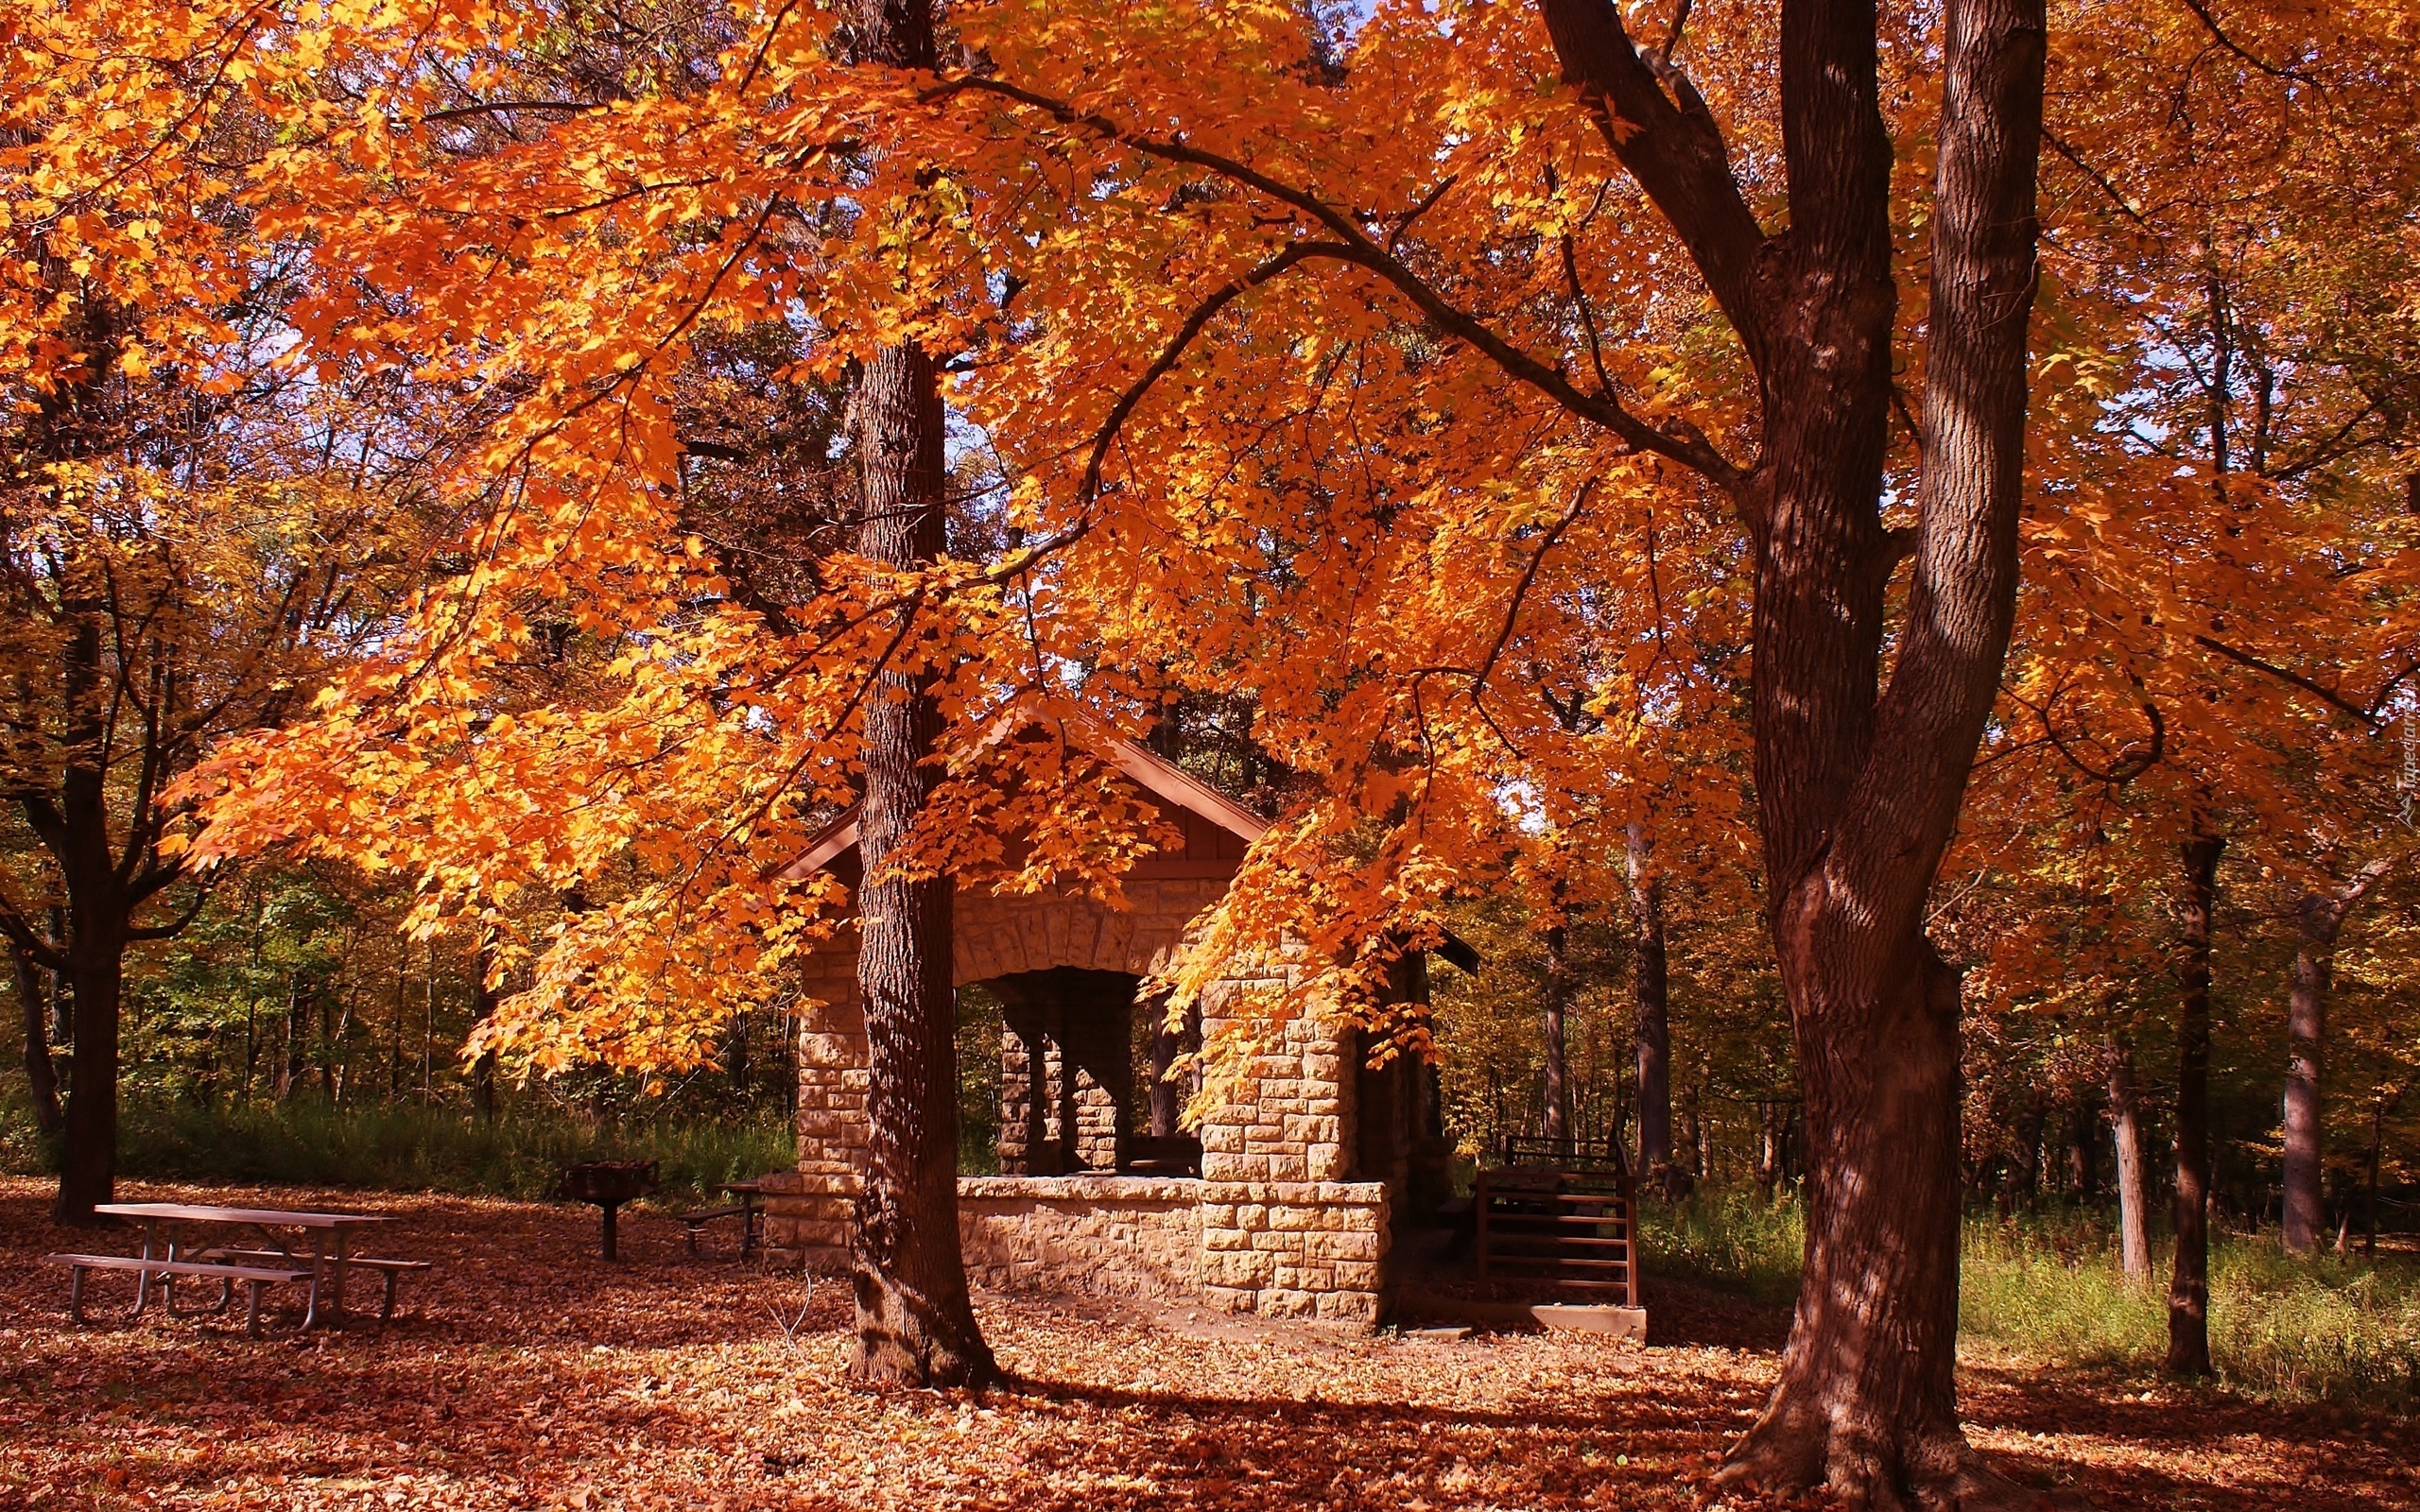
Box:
200 1248 434 1326
45 1254 309 1337
676 1204 755 1258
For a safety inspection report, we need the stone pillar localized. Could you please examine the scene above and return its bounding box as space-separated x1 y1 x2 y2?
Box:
998 990 1064 1176
1196 972 1353 1184
765 931 869 1270
993 968 1134 1175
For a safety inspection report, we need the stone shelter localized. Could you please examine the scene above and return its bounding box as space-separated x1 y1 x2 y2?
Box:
756 730 1461 1322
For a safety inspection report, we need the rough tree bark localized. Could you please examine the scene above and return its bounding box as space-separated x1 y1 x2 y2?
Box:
2282 860 2389 1255
2107 1040 2152 1281
1537 0 2048 1501
1626 823 1672 1185
847 329 998 1387
843 0 996 1387
2166 827 2223 1377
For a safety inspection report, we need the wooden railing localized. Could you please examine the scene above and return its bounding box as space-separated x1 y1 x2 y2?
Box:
1474 1164 1638 1305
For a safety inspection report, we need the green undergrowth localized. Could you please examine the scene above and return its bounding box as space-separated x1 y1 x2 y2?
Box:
1962 1215 2420 1413
1641 1189 2420 1412
2 1089 796 1209
1637 1190 1807 1306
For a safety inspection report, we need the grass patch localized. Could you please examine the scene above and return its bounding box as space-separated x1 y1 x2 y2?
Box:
1642 1192 2420 1412
1962 1216 2420 1413
3 1092 796 1210
1637 1190 1806 1306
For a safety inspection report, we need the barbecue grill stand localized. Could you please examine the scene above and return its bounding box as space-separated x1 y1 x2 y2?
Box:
559 1160 659 1261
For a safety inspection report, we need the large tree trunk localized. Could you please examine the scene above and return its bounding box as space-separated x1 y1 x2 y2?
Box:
1535 0 2048 1494
2107 1040 2151 1281
847 334 996 1388
2166 828 2222 1377
842 1 995 1382
53 919 126 1224
2282 861 2387 1255
1626 823 1672 1185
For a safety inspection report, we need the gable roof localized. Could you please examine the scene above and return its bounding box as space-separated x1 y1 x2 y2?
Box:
774 722 1478 974
776 729 1266 884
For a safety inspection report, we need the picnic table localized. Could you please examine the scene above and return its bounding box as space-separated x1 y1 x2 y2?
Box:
45 1202 426 1337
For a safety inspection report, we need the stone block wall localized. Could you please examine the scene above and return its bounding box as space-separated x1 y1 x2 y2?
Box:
763 1174 1392 1321
1194 974 1356 1185
1199 1180 1391 1320
957 1176 1201 1297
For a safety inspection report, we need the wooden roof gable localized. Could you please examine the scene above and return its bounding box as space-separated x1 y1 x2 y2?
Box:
777 731 1268 884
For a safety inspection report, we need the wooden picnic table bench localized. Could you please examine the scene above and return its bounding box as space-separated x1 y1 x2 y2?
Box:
43 1254 312 1338
676 1179 766 1259
199 1248 433 1325
56 1202 412 1335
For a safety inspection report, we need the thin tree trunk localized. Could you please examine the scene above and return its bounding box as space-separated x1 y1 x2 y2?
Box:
422 941 436 1103
279 975 305 1100
842 0 994 1385
1542 919 1571 1150
2281 926 2326 1255
2067 1088 2100 1199
389 959 406 1100
2364 1090 2393 1257
12 938 64 1134
2167 827 2223 1377
1627 823 1672 1186
2282 860 2388 1255
727 1009 752 1102
469 939 498 1125
2108 1040 2151 1281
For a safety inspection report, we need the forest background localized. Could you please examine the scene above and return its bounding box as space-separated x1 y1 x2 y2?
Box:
5 0 2420 1492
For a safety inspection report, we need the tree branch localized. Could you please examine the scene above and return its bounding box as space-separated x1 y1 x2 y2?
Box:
925 76 1748 494
1534 0 1772 369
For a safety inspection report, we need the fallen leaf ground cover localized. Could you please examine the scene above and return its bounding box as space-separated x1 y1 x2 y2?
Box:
3 1177 2412 1510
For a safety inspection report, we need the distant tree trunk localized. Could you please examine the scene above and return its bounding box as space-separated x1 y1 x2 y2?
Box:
389 963 406 1100
841 0 995 1387
422 941 437 1102
2283 860 2389 1255
280 976 307 1101
2107 1041 2151 1280
1542 919 1571 1149
1757 1100 1785 1203
2011 1088 2045 1208
11 938 64 1135
1675 1080 1703 1182
1626 823 1671 1185
469 941 498 1125
2066 1088 2100 1199
322 979 348 1102
2364 1088 2399 1257
2167 827 2223 1377
727 1009 752 1102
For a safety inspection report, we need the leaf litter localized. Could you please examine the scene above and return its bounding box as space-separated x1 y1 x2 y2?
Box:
2 1178 2411 1510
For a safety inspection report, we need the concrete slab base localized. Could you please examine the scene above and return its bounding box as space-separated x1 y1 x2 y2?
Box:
1395 1291 1647 1340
